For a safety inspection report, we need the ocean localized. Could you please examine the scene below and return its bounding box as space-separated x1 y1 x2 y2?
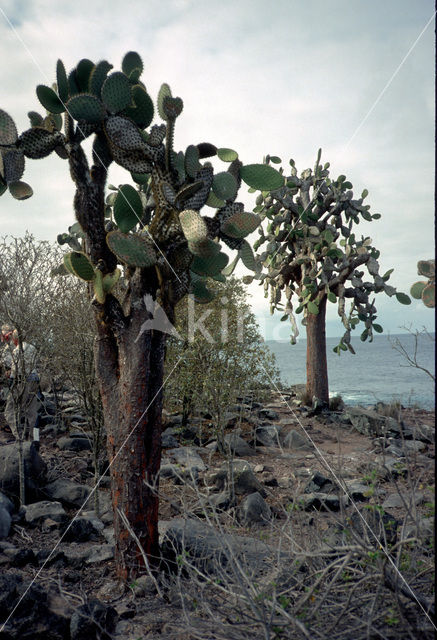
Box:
266 333 435 410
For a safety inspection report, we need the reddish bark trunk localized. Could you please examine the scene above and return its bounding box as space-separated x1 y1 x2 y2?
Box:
305 295 329 404
94 289 167 582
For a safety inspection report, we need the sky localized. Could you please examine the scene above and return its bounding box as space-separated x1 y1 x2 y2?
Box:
0 0 435 340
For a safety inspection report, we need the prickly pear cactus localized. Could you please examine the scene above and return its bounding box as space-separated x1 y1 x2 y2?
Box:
250 150 411 351
1 52 283 307
410 259 435 308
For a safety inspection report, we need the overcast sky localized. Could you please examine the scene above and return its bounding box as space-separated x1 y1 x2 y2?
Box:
0 0 435 339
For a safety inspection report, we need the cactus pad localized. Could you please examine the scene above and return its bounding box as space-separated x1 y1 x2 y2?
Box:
122 51 143 81
217 148 238 162
104 115 144 151
66 94 105 124
421 283 435 308
36 85 65 114
212 172 238 201
189 273 215 303
27 111 44 127
410 281 427 299
239 240 257 271
188 238 221 258
206 190 226 209
179 209 208 242
75 59 95 92
106 230 157 267
101 72 132 113
197 142 217 158
157 83 172 121
162 95 183 120
64 251 95 281
190 251 229 277
7 180 33 200
417 259 435 279
240 163 284 190
123 85 154 129
184 144 201 178
56 59 69 103
2 150 25 183
114 184 143 232
90 60 113 97
109 144 153 173
93 269 105 304
183 166 214 210
18 127 63 159
221 211 260 238
0 109 18 144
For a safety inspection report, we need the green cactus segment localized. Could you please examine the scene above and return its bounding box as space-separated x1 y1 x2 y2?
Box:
222 254 239 276
417 259 435 279
190 274 215 304
395 292 411 305
44 113 63 132
174 181 204 208
50 262 69 277
131 171 150 185
36 85 65 114
89 60 113 97
92 133 113 169
56 59 69 103
66 94 105 124
162 95 183 120
109 145 152 174
2 150 24 183
0 175 7 197
212 172 238 201
106 230 157 267
240 163 284 190
421 283 435 308
101 72 132 114
197 142 217 158
18 127 63 159
27 111 44 127
67 70 80 97
75 59 95 93
188 238 220 259
105 115 144 151
206 190 226 209
410 281 427 300
7 180 33 200
62 251 95 280
123 85 154 129
184 144 201 178
93 269 105 304
221 211 260 238
307 300 319 315
122 51 143 81
190 251 229 277
179 209 208 242
113 184 143 232
238 240 257 271
0 109 18 144
103 267 121 293
217 148 238 162
157 83 172 121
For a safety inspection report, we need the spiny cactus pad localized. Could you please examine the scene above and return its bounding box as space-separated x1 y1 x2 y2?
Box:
101 72 132 114
190 251 229 277
90 60 113 97
417 259 435 279
0 109 18 144
27 111 44 127
105 115 145 151
162 95 183 120
64 251 95 281
7 180 33 200
184 145 201 178
212 172 238 201
421 283 435 308
122 51 143 81
238 240 257 271
56 59 69 103
2 150 24 183
157 83 172 121
221 211 260 238
190 274 215 303
18 128 63 159
180 209 208 242
188 238 221 258
36 85 65 114
217 148 238 162
410 281 427 300
66 94 105 124
114 184 143 233
123 85 154 129
240 163 284 190
75 59 95 93
106 230 157 267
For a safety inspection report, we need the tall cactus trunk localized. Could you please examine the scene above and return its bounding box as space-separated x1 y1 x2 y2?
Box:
94 301 167 582
305 295 329 405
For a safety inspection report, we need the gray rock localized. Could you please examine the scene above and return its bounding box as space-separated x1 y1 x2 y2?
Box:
348 508 398 546
382 491 425 510
160 518 285 579
159 463 198 484
0 442 47 501
410 423 434 444
131 575 156 596
70 598 117 640
0 491 14 514
61 516 104 542
373 455 407 479
211 461 267 497
42 478 92 508
255 424 283 447
0 506 12 539
102 526 115 545
299 492 342 512
161 428 179 448
238 492 271 526
304 471 334 494
166 446 206 472
85 544 114 564
223 433 255 457
345 406 386 437
23 500 68 526
343 481 373 501
282 430 312 450
258 408 280 421
57 436 92 452
401 517 434 542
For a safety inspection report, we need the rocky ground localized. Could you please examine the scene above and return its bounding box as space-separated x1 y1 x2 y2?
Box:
0 387 435 639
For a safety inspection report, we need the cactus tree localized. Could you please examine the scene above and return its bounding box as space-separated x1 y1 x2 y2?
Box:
0 52 282 580
410 259 435 308
251 150 410 405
